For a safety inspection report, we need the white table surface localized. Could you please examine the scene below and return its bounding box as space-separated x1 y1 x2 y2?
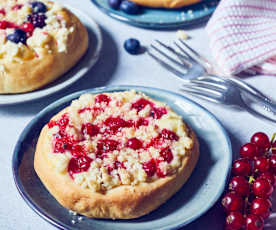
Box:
1 0 276 229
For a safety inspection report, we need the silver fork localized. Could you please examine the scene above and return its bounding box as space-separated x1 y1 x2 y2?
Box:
180 78 276 123
147 39 276 114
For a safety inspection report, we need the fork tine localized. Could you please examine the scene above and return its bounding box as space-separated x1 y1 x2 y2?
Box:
178 40 213 70
150 44 188 71
174 42 197 63
179 39 203 59
188 80 228 91
178 39 211 65
180 86 221 104
196 75 228 83
155 40 191 67
147 50 188 79
181 84 222 97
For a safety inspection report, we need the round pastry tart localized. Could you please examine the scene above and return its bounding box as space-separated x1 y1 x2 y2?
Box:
128 0 201 8
34 90 200 219
0 0 88 93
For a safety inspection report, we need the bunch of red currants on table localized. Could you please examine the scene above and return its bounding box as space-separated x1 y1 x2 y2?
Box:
222 132 276 230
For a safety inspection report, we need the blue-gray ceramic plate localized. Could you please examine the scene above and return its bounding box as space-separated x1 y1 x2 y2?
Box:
12 85 232 230
0 5 102 105
90 0 219 29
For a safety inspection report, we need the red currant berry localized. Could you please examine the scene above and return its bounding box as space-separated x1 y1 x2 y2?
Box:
142 159 156 177
0 9 6 16
136 117 148 127
12 4 23 11
68 155 92 178
232 158 252 176
95 94 111 105
240 143 259 159
53 138 66 153
0 20 8 29
156 165 166 178
250 197 272 219
159 147 173 163
258 171 276 187
252 178 274 198
131 98 153 112
160 129 179 141
269 154 276 174
21 22 34 35
149 107 167 119
254 156 270 173
81 123 100 137
59 113 69 127
96 139 120 155
245 214 264 230
125 137 143 150
229 176 250 196
225 211 245 230
104 117 132 134
221 192 244 213
251 132 270 153
71 144 85 157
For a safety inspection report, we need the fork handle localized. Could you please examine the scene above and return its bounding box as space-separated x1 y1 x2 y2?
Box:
241 98 276 124
226 77 276 114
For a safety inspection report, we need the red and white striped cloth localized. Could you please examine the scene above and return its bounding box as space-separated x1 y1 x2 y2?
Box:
206 0 276 75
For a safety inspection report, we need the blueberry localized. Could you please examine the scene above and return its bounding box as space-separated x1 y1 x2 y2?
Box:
108 0 121 10
31 1 47 13
124 38 140 55
27 13 47 28
120 0 140 14
7 29 27 44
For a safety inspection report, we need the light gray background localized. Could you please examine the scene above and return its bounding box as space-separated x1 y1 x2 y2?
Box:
0 0 275 229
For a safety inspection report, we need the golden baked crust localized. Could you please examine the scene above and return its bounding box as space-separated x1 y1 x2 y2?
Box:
34 91 200 219
129 0 201 8
0 0 88 93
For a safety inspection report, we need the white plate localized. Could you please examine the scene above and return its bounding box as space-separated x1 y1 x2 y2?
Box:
0 5 102 105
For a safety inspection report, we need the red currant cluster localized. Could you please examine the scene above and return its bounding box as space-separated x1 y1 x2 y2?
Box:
222 132 276 230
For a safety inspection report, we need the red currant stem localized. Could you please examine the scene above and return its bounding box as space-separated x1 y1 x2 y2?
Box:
271 133 276 143
244 196 249 216
264 150 270 156
242 176 255 216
